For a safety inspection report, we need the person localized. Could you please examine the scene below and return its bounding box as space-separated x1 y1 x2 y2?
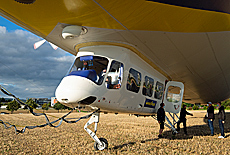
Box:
176 105 193 135
100 68 107 76
82 61 88 70
157 103 165 138
98 69 107 84
217 102 226 138
146 84 153 97
207 102 215 136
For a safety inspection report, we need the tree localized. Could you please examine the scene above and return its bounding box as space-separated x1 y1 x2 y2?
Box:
64 105 72 110
0 98 5 102
6 100 21 114
42 103 49 112
221 99 230 109
25 98 38 110
192 105 199 110
47 102 51 107
53 101 65 113
0 102 2 110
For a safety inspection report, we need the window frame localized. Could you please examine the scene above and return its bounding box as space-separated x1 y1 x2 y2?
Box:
154 81 164 100
142 76 154 97
126 68 142 93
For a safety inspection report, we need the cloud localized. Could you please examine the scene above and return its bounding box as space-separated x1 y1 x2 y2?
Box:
0 26 6 34
0 28 75 99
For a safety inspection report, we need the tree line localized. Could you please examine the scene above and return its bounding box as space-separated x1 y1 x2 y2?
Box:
184 99 230 110
0 98 71 114
1 98 230 114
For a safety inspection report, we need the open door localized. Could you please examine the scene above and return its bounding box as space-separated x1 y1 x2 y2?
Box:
163 81 184 113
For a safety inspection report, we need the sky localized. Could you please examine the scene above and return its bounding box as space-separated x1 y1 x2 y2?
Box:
0 16 75 99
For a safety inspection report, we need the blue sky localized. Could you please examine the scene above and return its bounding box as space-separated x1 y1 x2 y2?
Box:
0 16 24 31
0 16 75 99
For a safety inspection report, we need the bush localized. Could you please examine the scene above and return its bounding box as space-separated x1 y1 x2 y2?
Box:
192 105 199 110
6 100 21 114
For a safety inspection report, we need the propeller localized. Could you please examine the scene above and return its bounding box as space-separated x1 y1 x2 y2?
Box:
34 39 58 50
49 42 58 50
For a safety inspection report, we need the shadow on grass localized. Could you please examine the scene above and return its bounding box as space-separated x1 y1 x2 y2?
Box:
111 138 160 150
162 112 230 140
111 113 230 150
112 141 137 150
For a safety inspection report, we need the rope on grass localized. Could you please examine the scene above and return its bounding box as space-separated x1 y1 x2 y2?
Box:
0 85 99 134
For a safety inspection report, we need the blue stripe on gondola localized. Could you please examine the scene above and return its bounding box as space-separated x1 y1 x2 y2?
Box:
68 70 97 82
80 56 93 61
144 98 157 108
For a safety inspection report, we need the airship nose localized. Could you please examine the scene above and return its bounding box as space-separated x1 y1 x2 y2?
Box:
55 76 97 106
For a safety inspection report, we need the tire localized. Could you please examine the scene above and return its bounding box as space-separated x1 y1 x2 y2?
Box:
172 131 177 135
94 138 108 151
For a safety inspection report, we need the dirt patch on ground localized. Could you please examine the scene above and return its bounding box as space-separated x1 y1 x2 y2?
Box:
1 111 230 154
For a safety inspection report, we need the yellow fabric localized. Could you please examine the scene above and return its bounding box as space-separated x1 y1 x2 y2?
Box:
1 0 230 38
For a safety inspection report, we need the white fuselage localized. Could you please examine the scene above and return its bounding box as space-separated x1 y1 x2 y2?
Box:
55 45 183 115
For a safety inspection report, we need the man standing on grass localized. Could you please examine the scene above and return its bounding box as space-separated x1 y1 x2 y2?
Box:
176 104 193 135
207 102 215 136
217 102 226 138
157 103 165 138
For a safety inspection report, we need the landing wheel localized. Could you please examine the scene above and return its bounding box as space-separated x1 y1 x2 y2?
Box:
94 138 108 151
172 131 177 135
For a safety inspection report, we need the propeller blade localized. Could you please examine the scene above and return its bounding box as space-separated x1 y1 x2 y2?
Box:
48 42 58 50
34 40 46 49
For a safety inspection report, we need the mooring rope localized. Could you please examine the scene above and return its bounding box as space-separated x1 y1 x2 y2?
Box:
0 85 99 134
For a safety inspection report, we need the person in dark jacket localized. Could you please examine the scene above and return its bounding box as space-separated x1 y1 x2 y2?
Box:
176 104 193 135
157 103 165 138
207 102 215 136
217 102 226 138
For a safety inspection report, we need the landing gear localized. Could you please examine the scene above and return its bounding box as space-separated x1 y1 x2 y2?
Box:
84 112 108 150
172 130 177 135
165 113 178 135
94 138 108 150
152 112 179 135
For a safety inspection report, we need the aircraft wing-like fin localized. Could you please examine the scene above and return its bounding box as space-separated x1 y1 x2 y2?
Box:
48 42 58 50
34 40 46 50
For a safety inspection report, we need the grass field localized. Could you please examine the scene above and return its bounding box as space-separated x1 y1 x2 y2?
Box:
1 110 230 154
